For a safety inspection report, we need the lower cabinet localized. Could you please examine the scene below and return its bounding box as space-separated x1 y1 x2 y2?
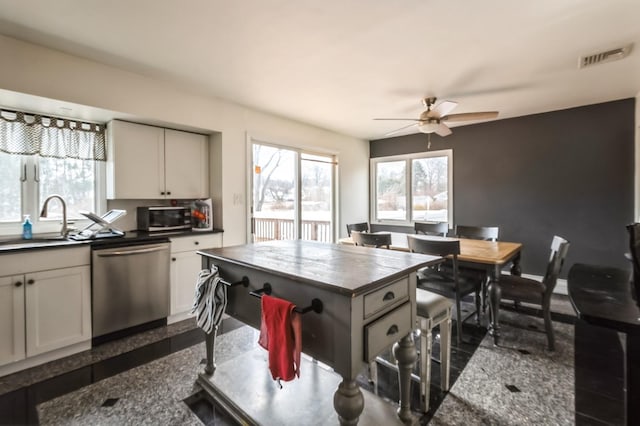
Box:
0 246 91 373
169 233 222 322
25 266 91 357
0 275 25 366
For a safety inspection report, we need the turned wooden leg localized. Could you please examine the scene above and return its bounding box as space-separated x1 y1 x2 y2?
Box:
333 378 364 426
204 328 217 375
393 332 417 422
487 265 501 346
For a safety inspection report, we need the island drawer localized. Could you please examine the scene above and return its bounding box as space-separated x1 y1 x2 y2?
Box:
364 302 412 362
363 276 409 319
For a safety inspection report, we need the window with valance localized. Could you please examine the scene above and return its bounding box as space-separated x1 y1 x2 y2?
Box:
0 109 107 230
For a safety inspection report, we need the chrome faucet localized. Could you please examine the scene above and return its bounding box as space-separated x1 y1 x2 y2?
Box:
40 194 68 238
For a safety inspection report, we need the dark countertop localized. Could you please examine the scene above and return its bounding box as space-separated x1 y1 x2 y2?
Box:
568 262 640 333
0 228 224 253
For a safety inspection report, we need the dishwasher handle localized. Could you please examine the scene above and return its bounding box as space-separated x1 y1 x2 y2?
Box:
95 244 170 257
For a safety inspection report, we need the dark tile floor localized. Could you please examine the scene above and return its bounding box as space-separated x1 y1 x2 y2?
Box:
0 297 577 426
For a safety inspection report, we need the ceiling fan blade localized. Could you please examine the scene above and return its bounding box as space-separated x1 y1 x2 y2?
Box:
384 123 418 136
430 100 458 118
373 118 421 121
441 111 499 122
435 123 452 137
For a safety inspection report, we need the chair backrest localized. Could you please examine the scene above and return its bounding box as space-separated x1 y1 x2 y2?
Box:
346 222 369 237
407 235 460 257
351 231 391 248
541 236 570 300
407 235 460 282
455 225 499 241
414 221 448 236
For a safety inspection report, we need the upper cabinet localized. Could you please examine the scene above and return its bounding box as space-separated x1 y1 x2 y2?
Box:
107 120 209 199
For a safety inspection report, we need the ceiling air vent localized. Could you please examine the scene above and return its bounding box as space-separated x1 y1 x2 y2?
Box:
579 44 632 68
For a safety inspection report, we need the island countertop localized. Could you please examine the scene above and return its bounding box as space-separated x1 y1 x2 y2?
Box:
198 239 442 297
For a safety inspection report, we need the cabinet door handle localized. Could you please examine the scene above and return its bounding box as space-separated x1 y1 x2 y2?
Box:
27 279 35 285
386 324 399 336
383 291 395 301
160 191 165 195
167 191 171 195
14 281 23 287
194 241 199 245
172 257 176 261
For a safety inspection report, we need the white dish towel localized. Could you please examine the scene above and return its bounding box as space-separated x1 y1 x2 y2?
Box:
191 266 228 334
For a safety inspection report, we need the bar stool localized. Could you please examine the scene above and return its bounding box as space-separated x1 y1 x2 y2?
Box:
369 289 452 413
416 288 452 412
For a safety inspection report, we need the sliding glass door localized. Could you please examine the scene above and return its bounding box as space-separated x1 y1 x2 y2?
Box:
251 142 334 243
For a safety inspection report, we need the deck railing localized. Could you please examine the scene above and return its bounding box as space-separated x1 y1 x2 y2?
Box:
254 217 332 242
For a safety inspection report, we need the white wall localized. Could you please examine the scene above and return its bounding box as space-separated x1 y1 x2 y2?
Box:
0 34 369 245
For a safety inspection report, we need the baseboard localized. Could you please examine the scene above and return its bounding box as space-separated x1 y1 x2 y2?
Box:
168 311 195 325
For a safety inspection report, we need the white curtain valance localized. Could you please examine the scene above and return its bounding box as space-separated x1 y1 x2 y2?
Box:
0 110 106 161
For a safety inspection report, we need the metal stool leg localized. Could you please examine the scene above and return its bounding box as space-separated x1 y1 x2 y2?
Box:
419 317 433 412
440 309 452 391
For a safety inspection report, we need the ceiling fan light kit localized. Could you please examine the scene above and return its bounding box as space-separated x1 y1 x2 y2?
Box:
417 121 441 133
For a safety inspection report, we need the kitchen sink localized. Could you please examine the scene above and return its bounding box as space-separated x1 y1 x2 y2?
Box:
0 235 83 251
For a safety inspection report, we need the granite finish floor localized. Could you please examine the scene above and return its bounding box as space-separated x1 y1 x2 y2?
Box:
0 296 576 425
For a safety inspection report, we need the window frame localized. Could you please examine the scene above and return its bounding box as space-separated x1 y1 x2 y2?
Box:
0 153 106 236
370 149 453 226
247 137 338 244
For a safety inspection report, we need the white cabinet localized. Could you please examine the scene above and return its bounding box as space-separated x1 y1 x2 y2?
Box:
0 276 25 366
169 233 222 323
0 246 91 372
25 266 91 357
107 120 209 199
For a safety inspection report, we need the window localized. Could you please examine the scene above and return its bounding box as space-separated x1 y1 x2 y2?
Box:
371 150 452 225
251 141 336 243
0 110 106 235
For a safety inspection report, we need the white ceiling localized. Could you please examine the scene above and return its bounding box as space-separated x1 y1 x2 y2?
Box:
0 0 639 140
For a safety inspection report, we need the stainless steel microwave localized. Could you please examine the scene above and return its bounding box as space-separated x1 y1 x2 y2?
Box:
137 206 191 232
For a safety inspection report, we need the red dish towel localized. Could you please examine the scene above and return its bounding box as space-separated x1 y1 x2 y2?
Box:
258 294 302 382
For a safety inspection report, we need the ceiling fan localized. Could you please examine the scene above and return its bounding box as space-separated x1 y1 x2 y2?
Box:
374 97 499 138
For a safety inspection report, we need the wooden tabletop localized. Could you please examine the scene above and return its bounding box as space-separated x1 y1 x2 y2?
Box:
339 232 522 266
198 239 443 296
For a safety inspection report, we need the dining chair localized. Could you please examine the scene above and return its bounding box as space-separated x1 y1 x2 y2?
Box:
454 225 499 241
497 235 569 351
346 222 369 237
351 230 391 248
415 221 448 236
407 235 481 345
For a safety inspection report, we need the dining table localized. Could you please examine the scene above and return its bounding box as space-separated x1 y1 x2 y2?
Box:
339 232 523 345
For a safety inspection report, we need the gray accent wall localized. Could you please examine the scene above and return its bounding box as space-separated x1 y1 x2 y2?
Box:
370 98 635 278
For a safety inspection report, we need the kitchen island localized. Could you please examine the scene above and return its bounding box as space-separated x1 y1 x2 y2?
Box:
197 240 442 425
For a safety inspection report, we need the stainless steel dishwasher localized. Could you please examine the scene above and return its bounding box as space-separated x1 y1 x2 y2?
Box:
92 239 171 338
